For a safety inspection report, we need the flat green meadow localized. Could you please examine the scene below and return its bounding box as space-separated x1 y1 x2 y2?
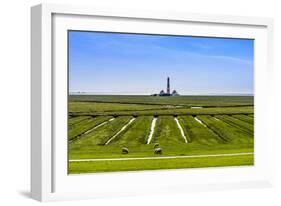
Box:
68 95 254 174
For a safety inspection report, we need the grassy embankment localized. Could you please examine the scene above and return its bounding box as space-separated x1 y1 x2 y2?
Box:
68 95 254 173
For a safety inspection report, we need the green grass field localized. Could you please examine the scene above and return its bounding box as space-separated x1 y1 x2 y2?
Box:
68 95 254 174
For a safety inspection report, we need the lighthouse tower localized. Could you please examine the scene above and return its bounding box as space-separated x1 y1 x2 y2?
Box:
167 77 170 95
152 77 180 96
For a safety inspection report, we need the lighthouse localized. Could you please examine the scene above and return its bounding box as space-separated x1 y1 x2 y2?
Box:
167 77 170 95
151 77 180 96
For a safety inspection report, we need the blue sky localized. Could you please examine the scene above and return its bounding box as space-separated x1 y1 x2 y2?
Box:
69 31 254 95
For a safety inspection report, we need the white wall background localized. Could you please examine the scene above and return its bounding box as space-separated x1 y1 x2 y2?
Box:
0 0 280 205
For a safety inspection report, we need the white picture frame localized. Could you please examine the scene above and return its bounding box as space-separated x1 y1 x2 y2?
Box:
31 3 274 202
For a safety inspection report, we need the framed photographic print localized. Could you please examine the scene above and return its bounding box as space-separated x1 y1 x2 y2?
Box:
31 3 274 201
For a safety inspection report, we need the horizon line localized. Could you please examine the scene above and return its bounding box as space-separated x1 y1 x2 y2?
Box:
69 92 254 96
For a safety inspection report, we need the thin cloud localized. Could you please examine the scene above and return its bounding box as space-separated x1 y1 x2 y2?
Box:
210 55 252 65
